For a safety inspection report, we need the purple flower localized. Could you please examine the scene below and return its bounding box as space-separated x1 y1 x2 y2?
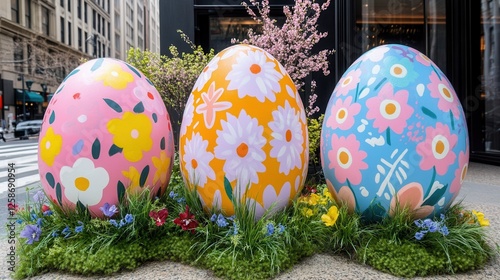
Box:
75 221 84 233
428 222 439 233
415 231 426 240
32 190 45 204
36 218 43 227
43 210 53 216
119 220 126 228
100 202 118 217
439 225 449 236
124 214 134 224
210 214 217 222
20 224 42 244
423 219 433 228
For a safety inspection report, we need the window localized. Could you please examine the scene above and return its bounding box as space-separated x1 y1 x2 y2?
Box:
13 38 23 72
98 14 101 33
60 0 63 7
93 9 96 29
107 22 110 40
67 0 71 12
77 0 81 19
114 12 120 30
115 33 120 52
11 0 19 23
78 27 82 50
60 17 65 43
84 2 87 23
102 17 105 35
126 23 133 39
102 43 105 57
24 0 31 28
84 31 88 53
42 6 50 36
68 21 72 46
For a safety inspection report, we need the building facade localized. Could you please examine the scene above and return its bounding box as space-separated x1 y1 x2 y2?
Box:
160 0 500 166
1 0 160 129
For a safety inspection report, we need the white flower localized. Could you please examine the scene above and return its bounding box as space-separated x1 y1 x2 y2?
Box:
182 132 215 187
248 183 291 219
269 101 304 175
180 94 195 136
220 45 251 60
133 79 166 115
226 49 283 102
214 110 266 194
193 56 220 92
60 158 110 206
286 85 307 124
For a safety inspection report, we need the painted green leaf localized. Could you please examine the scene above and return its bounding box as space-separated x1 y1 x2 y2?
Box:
146 78 154 86
55 85 64 94
126 63 142 78
46 172 55 188
91 58 104 71
103 98 123 113
421 106 437 119
224 176 233 201
450 110 455 130
140 165 150 187
160 137 165 150
117 181 126 203
56 183 62 206
108 144 123 156
92 138 101 159
152 113 158 123
423 184 448 206
133 102 144 113
77 200 87 214
49 110 56 124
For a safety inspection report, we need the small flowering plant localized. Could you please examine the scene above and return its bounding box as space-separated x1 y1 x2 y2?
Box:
414 214 449 241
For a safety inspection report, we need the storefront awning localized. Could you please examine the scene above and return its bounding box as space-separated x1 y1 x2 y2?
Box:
16 90 44 103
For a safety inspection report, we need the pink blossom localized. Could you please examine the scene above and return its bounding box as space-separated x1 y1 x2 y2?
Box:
326 96 361 130
335 69 361 97
416 123 458 175
451 146 469 194
327 134 368 185
427 71 460 119
366 83 414 134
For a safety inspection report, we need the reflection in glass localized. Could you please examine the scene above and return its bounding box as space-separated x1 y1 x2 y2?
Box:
481 0 500 152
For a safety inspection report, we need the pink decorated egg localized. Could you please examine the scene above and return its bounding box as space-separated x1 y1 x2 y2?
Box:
38 58 175 217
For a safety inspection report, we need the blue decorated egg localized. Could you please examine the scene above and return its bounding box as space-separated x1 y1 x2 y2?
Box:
320 44 469 221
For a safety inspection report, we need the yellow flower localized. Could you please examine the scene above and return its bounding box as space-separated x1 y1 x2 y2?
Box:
39 127 63 166
107 112 152 162
322 188 333 201
472 210 490 227
308 193 320 206
301 207 314 218
122 166 141 194
152 151 171 185
321 206 339 227
95 63 134 90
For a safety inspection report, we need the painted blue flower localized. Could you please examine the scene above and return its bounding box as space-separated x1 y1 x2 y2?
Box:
75 221 84 233
61 226 71 238
266 223 275 236
216 214 228 227
20 224 42 244
382 55 419 88
124 214 134 224
100 202 118 217
109 219 118 227
415 231 426 240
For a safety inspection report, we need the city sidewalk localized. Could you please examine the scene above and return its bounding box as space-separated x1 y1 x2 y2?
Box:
1 162 499 280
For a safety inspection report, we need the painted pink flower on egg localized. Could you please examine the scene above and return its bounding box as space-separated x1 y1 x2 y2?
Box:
428 71 460 119
327 134 368 185
416 122 458 175
335 69 361 97
326 96 361 130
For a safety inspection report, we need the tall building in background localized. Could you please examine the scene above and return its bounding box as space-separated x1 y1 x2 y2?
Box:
0 0 160 126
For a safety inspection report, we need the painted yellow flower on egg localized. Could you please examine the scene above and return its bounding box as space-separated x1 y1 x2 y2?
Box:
153 151 171 185
321 206 339 227
122 166 141 194
39 126 63 167
472 210 490 227
95 63 134 90
107 112 152 162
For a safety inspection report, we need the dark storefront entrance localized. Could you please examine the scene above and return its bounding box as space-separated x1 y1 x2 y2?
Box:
160 0 500 165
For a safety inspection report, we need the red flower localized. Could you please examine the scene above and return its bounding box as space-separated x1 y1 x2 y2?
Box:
173 205 198 233
7 202 19 211
149 209 169 226
41 204 51 213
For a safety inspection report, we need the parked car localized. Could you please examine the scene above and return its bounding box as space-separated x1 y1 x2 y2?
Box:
14 120 43 139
